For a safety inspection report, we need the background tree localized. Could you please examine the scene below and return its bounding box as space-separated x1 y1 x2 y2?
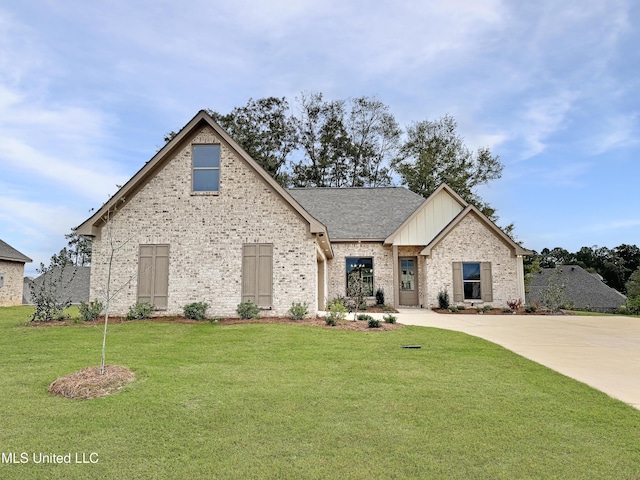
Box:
65 228 92 266
29 251 75 322
393 114 503 221
291 93 399 187
208 97 297 185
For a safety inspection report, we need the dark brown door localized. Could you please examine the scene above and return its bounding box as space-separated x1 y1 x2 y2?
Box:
399 257 418 305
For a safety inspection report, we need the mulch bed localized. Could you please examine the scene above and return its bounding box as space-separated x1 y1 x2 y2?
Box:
431 308 564 315
28 315 404 331
48 365 135 400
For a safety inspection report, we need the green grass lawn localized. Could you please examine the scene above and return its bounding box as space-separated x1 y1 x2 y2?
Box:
1 306 639 479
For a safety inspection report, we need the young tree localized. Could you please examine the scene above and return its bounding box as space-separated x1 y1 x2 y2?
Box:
393 115 503 221
29 250 76 322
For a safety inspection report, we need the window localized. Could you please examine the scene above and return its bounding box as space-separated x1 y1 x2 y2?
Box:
346 257 373 297
463 263 481 299
452 262 493 303
192 144 220 192
138 245 169 309
242 244 273 307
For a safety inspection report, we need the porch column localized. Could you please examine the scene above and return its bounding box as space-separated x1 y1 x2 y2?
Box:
392 244 399 308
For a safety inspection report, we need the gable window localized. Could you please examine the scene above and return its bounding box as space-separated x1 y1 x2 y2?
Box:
452 262 493 303
192 144 220 192
346 257 373 297
242 244 273 307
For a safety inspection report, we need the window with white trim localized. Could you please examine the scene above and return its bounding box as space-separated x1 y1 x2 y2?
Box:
192 144 220 192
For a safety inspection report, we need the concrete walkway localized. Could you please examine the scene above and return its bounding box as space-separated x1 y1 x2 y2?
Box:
394 309 640 410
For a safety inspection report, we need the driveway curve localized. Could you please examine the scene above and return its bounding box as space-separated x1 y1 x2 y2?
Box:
396 309 640 410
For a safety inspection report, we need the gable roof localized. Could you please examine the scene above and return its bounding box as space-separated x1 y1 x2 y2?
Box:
288 187 425 241
76 110 332 257
526 265 626 312
0 239 32 263
420 204 532 257
384 183 467 245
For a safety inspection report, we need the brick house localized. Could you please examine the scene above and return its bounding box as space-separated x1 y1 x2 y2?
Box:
0 239 32 307
77 111 530 316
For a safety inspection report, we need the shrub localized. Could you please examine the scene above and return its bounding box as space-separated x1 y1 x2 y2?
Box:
375 288 385 306
183 302 209 320
29 258 75 322
625 296 640 315
236 301 260 320
507 299 523 311
437 290 450 310
126 302 154 320
288 302 309 320
209 316 221 324
480 305 493 313
326 299 346 326
357 313 374 321
448 306 459 313
367 317 381 328
524 303 537 313
383 314 397 324
78 300 104 322
502 307 512 313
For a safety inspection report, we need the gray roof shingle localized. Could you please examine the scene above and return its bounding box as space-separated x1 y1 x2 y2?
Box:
526 265 626 313
288 187 425 240
0 239 32 263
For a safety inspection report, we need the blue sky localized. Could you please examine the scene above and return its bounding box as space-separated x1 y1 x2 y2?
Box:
1 0 638 276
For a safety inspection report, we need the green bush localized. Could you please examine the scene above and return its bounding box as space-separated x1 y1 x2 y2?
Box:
183 302 209 320
375 288 385 306
326 299 346 326
437 290 450 310
288 302 309 320
625 296 640 315
357 313 374 321
78 299 104 321
383 314 397 324
448 306 459 313
480 305 493 313
236 301 260 320
126 302 154 320
367 317 381 328
524 304 537 313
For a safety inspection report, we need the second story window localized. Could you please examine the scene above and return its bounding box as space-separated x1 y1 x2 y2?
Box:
193 144 220 192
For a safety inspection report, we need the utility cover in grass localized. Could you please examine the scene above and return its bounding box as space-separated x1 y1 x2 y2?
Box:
48 365 135 400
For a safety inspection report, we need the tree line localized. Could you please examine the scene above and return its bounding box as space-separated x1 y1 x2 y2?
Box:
525 244 640 295
165 93 505 225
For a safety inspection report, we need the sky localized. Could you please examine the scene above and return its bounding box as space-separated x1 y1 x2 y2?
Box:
1 0 638 276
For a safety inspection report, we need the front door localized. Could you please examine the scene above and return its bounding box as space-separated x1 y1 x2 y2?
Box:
399 257 419 305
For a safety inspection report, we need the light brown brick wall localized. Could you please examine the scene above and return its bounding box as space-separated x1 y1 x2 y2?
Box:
425 213 521 308
90 125 318 317
0 260 25 306
326 242 395 306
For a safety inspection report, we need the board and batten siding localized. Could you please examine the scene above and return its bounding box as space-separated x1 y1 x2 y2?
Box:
391 189 463 246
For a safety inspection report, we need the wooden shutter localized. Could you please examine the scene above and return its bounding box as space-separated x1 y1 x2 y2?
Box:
242 244 273 307
452 262 463 302
138 245 169 309
481 262 493 302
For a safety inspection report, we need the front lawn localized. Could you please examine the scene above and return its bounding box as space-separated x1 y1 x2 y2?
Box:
1 306 639 479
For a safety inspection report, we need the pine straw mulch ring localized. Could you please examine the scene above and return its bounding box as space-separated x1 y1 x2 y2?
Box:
48 365 135 400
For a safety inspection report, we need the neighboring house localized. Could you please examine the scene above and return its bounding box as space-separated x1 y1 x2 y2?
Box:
526 265 626 313
23 266 91 306
0 239 32 307
77 110 531 317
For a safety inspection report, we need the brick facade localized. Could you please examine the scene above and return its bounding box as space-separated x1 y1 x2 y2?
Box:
0 260 26 307
424 213 522 308
89 125 318 317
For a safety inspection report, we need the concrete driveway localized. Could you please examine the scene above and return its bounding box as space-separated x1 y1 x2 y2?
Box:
395 309 640 410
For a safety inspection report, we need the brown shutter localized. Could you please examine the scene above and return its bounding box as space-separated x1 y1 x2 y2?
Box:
481 262 493 302
242 244 273 307
452 262 463 302
137 245 169 309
